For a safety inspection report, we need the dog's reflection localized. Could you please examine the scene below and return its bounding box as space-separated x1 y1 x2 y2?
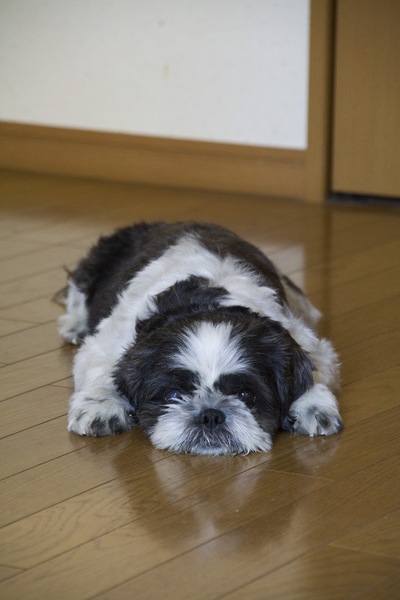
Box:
83 430 340 552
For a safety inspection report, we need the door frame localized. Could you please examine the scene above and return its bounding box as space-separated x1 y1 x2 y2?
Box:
306 0 335 202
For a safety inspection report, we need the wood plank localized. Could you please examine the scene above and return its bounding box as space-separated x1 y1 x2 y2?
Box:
330 295 400 350
340 327 400 384
353 574 400 600
0 565 24 584
328 201 400 232
221 546 400 600
292 249 400 304
0 211 64 238
261 407 400 481
299 239 400 289
330 238 400 283
263 207 400 277
90 455 400 600
19 221 104 246
0 416 89 480
339 365 400 427
0 385 69 438
0 319 35 337
0 322 63 364
311 265 400 319
0 268 67 310
0 237 45 261
328 205 400 255
331 509 400 559
0 246 83 285
0 468 329 599
0 349 73 402
0 431 163 527
0 455 325 570
51 377 74 389
0 297 64 325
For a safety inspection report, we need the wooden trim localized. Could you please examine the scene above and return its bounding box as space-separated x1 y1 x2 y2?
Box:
0 122 306 199
306 0 335 202
332 0 400 198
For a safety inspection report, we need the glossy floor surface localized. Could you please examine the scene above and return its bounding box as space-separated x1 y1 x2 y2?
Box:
0 171 399 599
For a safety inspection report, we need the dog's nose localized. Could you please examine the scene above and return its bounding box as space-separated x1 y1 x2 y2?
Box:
199 408 226 429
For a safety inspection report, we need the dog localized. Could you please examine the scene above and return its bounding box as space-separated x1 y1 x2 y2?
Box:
59 221 342 455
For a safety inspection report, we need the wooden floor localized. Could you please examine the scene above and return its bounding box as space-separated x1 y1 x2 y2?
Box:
0 170 399 600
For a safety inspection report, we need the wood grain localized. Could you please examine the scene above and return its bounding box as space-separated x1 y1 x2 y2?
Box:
0 322 63 364
221 546 400 600
0 385 69 438
0 297 64 325
0 349 73 402
331 509 400 559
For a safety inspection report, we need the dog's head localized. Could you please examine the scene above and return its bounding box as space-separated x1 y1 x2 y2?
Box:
114 310 314 455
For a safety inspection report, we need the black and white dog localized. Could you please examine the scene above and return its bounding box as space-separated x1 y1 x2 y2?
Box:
59 222 342 455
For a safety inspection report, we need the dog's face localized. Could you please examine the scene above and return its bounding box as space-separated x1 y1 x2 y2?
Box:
114 312 313 455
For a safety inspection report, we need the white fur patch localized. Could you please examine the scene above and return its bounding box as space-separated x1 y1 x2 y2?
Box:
58 281 88 345
287 383 343 437
173 321 248 388
68 389 134 436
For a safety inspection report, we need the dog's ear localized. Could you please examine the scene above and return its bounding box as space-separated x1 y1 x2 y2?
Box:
259 320 314 413
113 348 144 407
287 342 314 401
114 340 167 411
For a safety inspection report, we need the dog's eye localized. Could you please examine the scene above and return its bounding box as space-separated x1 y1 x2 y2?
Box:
237 390 255 404
164 390 182 402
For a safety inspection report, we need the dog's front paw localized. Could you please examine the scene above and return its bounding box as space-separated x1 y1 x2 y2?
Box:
282 384 343 437
68 391 136 436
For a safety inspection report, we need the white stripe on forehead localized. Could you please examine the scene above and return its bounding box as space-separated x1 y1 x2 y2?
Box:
173 321 248 388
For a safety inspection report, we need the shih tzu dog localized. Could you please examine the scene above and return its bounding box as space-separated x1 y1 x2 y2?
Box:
59 221 342 455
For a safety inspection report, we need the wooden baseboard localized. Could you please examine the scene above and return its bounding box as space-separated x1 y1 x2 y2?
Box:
0 121 306 199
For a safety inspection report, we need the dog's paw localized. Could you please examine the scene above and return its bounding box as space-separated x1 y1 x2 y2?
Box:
68 391 136 436
282 384 343 437
58 313 87 345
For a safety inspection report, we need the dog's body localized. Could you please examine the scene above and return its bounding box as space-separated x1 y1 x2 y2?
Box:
59 222 342 455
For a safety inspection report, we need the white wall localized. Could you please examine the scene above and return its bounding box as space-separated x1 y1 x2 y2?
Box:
0 0 310 149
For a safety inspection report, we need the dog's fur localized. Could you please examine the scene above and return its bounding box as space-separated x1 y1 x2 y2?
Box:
59 222 342 455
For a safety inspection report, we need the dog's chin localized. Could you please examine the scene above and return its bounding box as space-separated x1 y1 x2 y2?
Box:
147 401 273 456
150 430 273 456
